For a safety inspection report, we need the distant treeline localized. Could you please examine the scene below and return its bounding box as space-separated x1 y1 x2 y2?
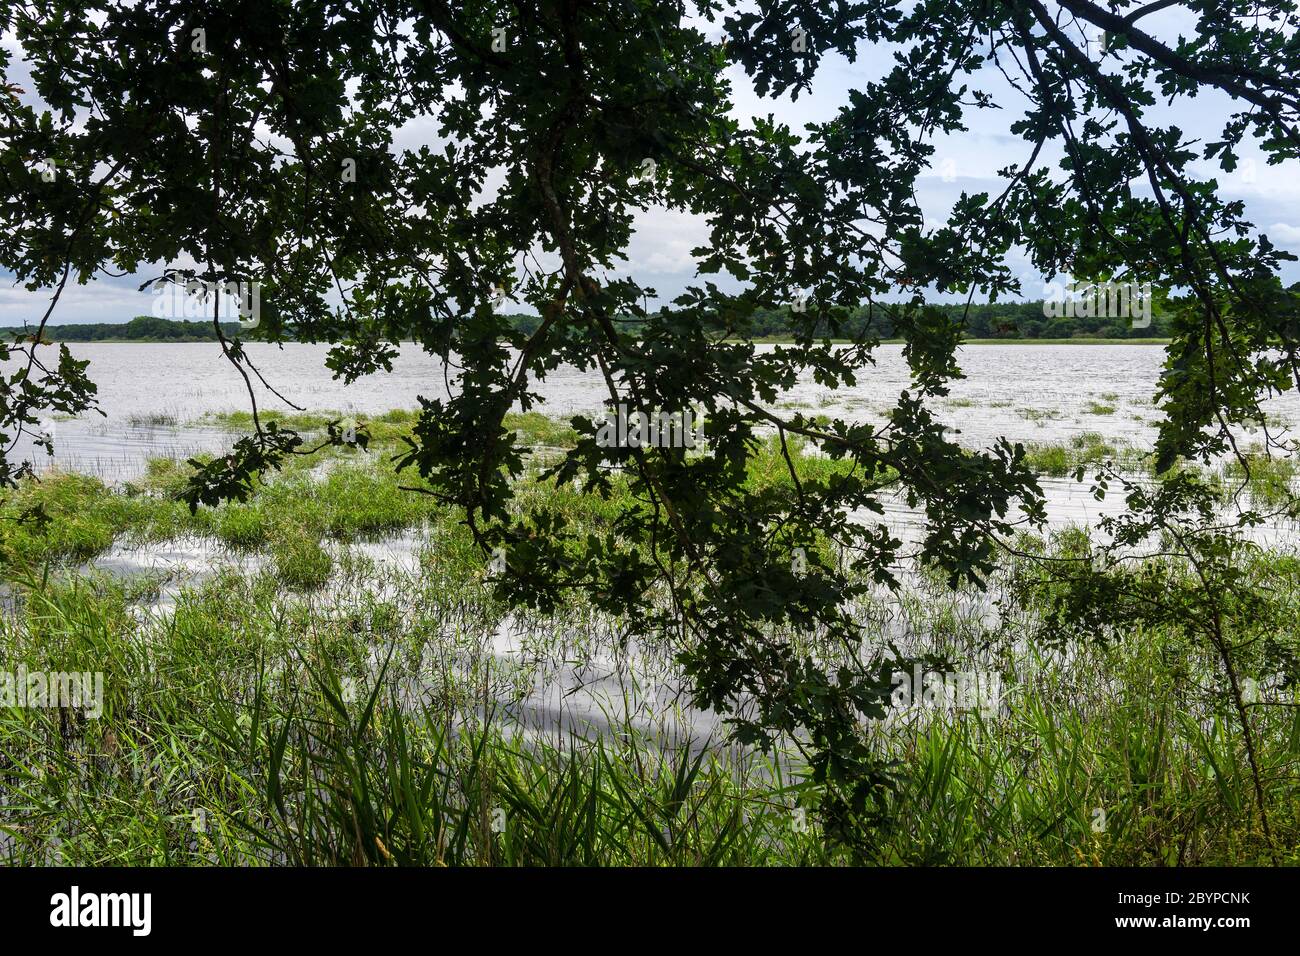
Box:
3 315 241 342
509 301 1169 340
5 300 1168 343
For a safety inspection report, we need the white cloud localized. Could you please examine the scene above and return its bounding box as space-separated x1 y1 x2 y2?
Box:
0 277 151 326
1265 223 1300 247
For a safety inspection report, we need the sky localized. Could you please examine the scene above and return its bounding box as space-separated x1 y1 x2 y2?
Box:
2 2 1298 327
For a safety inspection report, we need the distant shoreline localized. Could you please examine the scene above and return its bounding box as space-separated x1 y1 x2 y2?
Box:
5 334 1173 346
753 336 1172 346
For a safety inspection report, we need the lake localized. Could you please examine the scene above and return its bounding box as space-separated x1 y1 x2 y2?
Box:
6 340 1298 545
11 340 1262 471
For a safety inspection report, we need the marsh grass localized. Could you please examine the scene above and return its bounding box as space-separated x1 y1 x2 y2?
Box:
2 546 1297 865
0 569 831 865
1023 432 1127 476
1020 434 1298 503
125 412 180 428
3 408 1300 865
1223 453 1299 508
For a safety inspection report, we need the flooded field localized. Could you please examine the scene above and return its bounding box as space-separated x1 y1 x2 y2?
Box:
15 340 1285 479
4 342 1300 865
6 341 1299 744
10 340 1298 549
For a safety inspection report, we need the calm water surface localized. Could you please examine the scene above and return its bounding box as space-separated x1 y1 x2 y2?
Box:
16 340 1279 475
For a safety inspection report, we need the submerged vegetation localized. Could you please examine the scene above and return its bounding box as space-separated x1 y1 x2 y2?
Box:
2 409 1299 865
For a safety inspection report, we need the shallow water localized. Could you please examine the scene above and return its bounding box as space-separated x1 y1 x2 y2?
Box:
14 340 1292 480
6 341 1297 744
9 340 1292 569
77 530 730 745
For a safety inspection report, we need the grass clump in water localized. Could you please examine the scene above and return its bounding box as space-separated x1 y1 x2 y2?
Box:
1023 432 1123 476
1223 453 1298 508
0 473 161 567
270 532 333 590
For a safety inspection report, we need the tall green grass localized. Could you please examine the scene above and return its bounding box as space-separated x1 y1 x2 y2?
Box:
2 409 1300 865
